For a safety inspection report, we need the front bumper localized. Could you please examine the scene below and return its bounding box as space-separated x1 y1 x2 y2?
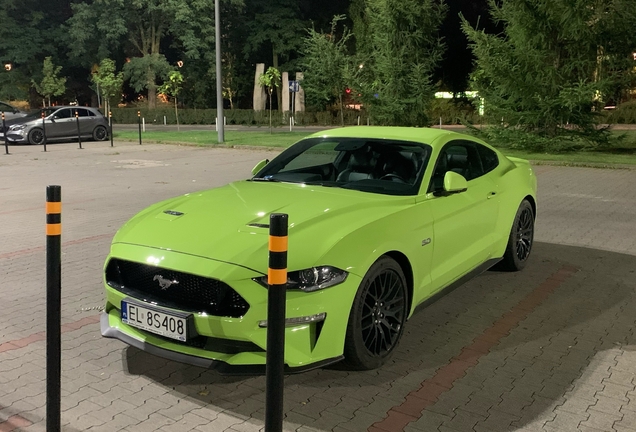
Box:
5 130 28 143
102 244 361 373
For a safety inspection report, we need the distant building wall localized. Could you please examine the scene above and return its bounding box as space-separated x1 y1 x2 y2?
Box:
295 72 305 113
282 72 290 113
253 63 266 111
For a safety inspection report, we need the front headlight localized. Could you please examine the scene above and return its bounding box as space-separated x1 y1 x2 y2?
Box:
9 124 26 131
254 266 348 292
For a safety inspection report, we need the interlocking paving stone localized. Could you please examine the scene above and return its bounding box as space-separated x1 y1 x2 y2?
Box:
1 142 636 431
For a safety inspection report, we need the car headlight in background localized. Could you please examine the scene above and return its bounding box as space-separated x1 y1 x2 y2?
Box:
255 266 348 292
9 124 26 131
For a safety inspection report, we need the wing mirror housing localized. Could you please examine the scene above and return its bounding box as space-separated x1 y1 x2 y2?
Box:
251 159 269 176
435 171 468 196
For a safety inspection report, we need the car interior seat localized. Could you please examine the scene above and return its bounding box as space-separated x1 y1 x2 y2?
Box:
337 147 376 182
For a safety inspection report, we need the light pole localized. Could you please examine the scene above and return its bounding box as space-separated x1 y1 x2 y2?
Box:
215 0 224 143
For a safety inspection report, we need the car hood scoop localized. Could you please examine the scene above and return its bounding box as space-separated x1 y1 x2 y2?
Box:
112 180 411 271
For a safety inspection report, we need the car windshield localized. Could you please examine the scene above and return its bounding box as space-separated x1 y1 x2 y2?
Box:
252 137 432 196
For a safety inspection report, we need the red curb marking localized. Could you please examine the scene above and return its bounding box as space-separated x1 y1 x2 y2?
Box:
369 264 578 432
0 315 100 355
0 414 32 431
0 233 113 260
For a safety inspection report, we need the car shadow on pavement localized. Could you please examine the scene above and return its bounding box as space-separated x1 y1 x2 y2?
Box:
122 241 636 431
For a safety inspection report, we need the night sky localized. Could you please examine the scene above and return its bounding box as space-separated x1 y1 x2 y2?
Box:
435 0 496 93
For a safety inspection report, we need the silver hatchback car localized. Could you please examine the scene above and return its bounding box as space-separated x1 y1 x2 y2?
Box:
5 106 109 144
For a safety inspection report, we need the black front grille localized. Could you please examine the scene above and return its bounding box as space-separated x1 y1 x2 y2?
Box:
106 258 250 318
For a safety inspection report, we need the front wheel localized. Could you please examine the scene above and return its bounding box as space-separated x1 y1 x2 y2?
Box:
343 256 408 370
93 125 108 141
28 128 45 145
499 199 534 271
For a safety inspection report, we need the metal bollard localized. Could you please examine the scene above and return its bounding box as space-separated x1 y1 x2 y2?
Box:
137 111 142 145
109 111 114 147
265 213 288 432
42 111 47 152
2 112 7 155
46 185 62 432
75 110 82 149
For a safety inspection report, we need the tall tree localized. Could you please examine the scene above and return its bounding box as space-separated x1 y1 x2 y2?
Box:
357 0 447 126
258 66 281 133
158 70 184 130
0 0 70 103
91 58 124 117
32 57 67 107
67 0 239 108
301 15 355 126
462 0 636 149
243 0 307 110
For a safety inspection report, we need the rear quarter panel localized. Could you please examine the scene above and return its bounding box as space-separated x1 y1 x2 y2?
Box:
492 155 537 257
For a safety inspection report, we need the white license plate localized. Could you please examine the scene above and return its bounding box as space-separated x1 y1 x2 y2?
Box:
121 301 189 341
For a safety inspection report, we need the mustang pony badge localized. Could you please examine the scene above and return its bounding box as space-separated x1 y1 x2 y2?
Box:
153 275 179 290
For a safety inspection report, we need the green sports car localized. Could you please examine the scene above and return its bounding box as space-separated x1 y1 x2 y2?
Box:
101 126 537 373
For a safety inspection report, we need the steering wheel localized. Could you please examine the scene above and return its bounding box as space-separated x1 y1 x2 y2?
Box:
380 174 406 183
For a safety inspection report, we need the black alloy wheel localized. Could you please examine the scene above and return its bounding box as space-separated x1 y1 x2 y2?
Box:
343 256 408 370
28 128 45 145
499 199 534 271
93 125 108 141
515 205 533 262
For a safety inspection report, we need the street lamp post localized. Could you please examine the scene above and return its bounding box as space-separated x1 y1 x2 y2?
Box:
215 0 224 143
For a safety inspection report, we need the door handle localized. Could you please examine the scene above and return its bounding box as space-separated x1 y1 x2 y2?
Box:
487 191 496 199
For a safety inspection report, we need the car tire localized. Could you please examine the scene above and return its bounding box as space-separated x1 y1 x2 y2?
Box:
28 128 45 145
93 125 108 141
343 256 408 370
499 199 534 271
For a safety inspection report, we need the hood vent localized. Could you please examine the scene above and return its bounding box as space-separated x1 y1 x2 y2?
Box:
247 223 269 228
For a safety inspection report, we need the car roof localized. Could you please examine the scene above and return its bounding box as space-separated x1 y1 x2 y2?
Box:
42 106 98 110
307 126 486 149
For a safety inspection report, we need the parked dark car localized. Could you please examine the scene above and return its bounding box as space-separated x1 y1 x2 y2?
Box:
0 101 29 136
5 106 109 144
0 101 28 121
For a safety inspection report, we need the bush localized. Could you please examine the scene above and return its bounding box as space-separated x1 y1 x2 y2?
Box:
605 100 636 124
427 98 481 125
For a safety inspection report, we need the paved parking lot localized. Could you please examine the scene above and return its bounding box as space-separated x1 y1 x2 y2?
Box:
1 140 635 432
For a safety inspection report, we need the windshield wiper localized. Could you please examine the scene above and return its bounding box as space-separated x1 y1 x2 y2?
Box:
250 176 280 182
303 181 337 188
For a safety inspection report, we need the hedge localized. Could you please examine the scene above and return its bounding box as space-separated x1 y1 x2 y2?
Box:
110 107 374 127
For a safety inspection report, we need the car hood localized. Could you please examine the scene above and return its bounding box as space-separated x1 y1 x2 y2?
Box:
113 180 414 273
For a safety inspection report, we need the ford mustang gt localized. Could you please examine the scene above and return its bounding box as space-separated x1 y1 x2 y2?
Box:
101 126 537 373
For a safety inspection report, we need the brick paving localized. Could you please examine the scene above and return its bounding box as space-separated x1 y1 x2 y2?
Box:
0 140 635 431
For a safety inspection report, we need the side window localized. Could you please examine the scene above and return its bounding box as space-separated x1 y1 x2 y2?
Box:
55 109 72 119
429 141 487 192
0 102 11 112
476 144 499 174
75 108 90 117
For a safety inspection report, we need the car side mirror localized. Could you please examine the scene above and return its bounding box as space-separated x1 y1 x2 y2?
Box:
251 159 269 176
435 171 468 196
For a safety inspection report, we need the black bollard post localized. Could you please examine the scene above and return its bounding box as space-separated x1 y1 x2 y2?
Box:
109 111 113 147
75 110 82 149
265 213 288 432
137 110 142 145
46 185 62 432
2 112 8 155
42 111 47 152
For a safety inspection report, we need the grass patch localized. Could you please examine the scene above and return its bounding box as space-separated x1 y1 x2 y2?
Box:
114 130 310 148
113 128 636 166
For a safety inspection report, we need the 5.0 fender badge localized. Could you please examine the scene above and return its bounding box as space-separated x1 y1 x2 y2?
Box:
153 275 179 290
422 238 431 246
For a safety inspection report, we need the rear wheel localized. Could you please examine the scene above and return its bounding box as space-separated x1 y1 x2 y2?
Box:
28 128 45 145
93 125 108 141
499 199 534 271
343 256 408 370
